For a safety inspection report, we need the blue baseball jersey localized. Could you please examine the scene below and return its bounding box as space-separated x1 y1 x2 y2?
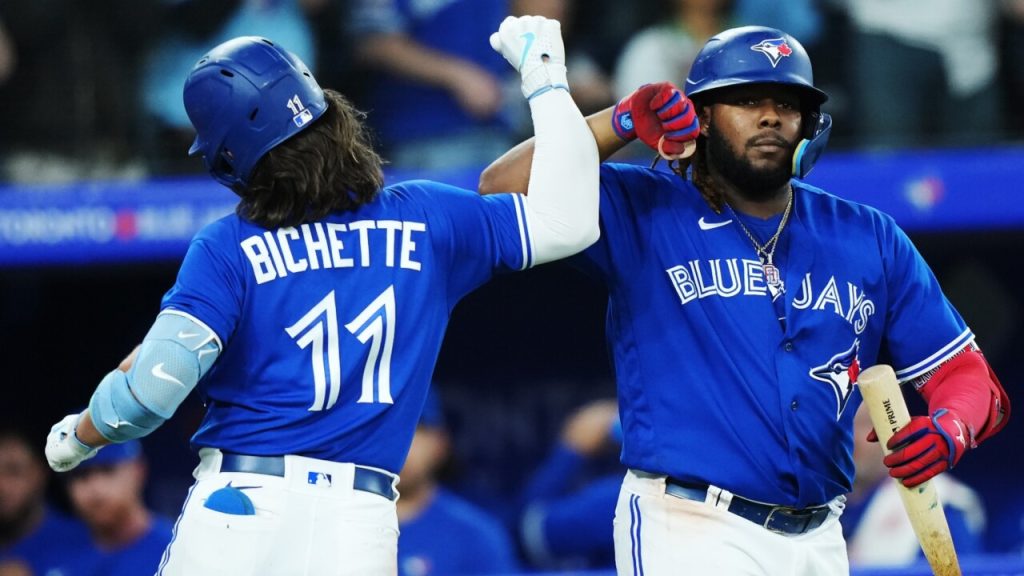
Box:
92 516 174 576
0 507 101 576
350 0 510 143
577 163 972 508
161 181 531 473
398 488 519 576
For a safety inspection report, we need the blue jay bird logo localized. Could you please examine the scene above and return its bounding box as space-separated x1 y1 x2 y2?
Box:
809 339 861 419
750 38 794 68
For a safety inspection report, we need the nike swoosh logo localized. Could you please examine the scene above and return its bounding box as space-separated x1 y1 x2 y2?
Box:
954 420 966 447
177 330 199 339
105 418 132 429
151 362 185 387
685 78 698 85
518 32 535 70
698 217 733 230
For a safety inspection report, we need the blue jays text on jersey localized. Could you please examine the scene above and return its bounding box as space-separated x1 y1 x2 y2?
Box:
575 163 973 508
160 181 533 474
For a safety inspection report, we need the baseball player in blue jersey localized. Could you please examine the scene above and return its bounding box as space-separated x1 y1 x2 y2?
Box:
43 15 598 576
481 25 1011 575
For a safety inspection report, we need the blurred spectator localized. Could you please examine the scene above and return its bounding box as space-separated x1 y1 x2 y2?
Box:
733 0 822 48
612 0 733 99
397 390 519 576
842 0 1003 148
517 398 622 571
349 0 516 171
140 0 326 174
65 440 174 576
0 18 13 85
0 1 157 183
842 403 986 567
0 427 99 575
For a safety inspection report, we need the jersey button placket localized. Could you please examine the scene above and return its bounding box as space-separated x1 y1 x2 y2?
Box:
790 400 799 411
784 342 794 352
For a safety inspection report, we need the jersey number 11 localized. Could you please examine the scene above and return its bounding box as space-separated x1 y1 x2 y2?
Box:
285 287 396 411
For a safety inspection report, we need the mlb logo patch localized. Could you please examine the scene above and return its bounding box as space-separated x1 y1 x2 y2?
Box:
750 38 793 68
308 471 332 487
293 108 314 128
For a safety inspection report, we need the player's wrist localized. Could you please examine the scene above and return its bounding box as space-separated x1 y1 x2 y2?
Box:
521 63 569 100
610 95 638 142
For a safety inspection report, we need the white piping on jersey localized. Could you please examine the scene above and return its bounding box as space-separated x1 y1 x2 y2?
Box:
895 328 975 382
512 193 533 270
159 309 224 352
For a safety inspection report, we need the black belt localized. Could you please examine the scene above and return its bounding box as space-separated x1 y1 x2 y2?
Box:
665 478 830 535
219 453 396 501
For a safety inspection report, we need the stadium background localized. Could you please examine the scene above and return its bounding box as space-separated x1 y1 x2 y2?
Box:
2 1 1024 574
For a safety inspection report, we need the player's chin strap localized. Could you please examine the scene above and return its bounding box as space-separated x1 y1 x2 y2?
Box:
791 111 832 179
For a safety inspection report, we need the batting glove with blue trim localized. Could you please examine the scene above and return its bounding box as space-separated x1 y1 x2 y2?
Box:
490 15 568 100
45 413 99 472
881 408 973 487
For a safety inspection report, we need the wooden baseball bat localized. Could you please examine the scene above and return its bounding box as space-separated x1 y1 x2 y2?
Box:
858 364 962 576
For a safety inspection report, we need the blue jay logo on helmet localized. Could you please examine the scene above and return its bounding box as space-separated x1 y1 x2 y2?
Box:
750 38 793 68
183 36 328 189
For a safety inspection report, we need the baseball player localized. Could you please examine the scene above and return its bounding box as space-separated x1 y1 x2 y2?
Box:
43 15 598 576
480 25 1011 575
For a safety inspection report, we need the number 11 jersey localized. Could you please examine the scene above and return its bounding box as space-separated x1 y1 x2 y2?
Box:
161 180 534 473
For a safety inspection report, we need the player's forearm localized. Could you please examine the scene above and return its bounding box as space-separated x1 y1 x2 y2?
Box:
523 88 600 264
479 106 624 196
356 34 481 91
75 409 113 448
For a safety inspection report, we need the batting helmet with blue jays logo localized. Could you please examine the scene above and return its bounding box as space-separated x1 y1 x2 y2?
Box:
183 36 328 189
684 26 831 178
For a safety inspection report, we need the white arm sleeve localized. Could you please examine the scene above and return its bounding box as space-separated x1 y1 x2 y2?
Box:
522 87 600 266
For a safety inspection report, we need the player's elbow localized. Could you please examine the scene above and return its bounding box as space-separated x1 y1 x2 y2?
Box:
478 162 508 196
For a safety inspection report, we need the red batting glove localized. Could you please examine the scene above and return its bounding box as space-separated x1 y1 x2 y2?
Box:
881 408 974 487
611 82 699 156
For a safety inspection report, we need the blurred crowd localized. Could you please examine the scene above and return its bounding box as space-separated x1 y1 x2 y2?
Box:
4 391 1024 575
1 0 1024 185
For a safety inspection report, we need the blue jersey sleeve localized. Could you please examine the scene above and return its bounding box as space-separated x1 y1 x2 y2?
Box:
879 216 972 381
575 163 676 280
393 180 531 302
161 217 246 346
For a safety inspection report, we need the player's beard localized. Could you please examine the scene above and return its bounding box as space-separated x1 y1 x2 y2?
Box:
706 123 793 203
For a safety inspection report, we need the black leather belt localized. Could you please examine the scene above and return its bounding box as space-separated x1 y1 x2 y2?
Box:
219 453 396 501
665 478 830 535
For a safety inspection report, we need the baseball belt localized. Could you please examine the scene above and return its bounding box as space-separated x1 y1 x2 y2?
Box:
665 477 830 535
219 452 397 501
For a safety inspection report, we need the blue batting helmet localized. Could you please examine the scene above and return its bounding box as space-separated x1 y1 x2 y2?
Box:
685 26 827 107
183 36 327 189
685 26 832 178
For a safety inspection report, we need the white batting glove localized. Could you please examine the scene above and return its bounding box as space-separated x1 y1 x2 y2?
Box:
45 413 99 472
489 15 568 100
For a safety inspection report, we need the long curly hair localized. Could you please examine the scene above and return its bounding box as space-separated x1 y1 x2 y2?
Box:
239 89 384 229
663 133 726 214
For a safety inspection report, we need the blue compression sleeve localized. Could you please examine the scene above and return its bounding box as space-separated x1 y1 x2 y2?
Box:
89 312 221 442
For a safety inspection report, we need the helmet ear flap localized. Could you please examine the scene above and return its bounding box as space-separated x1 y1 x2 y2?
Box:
792 111 831 179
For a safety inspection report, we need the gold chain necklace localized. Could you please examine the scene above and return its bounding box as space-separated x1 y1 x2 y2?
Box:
726 190 793 287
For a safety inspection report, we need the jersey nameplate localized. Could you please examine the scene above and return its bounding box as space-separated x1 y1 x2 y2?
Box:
240 220 428 284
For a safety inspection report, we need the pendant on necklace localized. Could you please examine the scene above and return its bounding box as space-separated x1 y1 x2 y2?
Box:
764 262 781 287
